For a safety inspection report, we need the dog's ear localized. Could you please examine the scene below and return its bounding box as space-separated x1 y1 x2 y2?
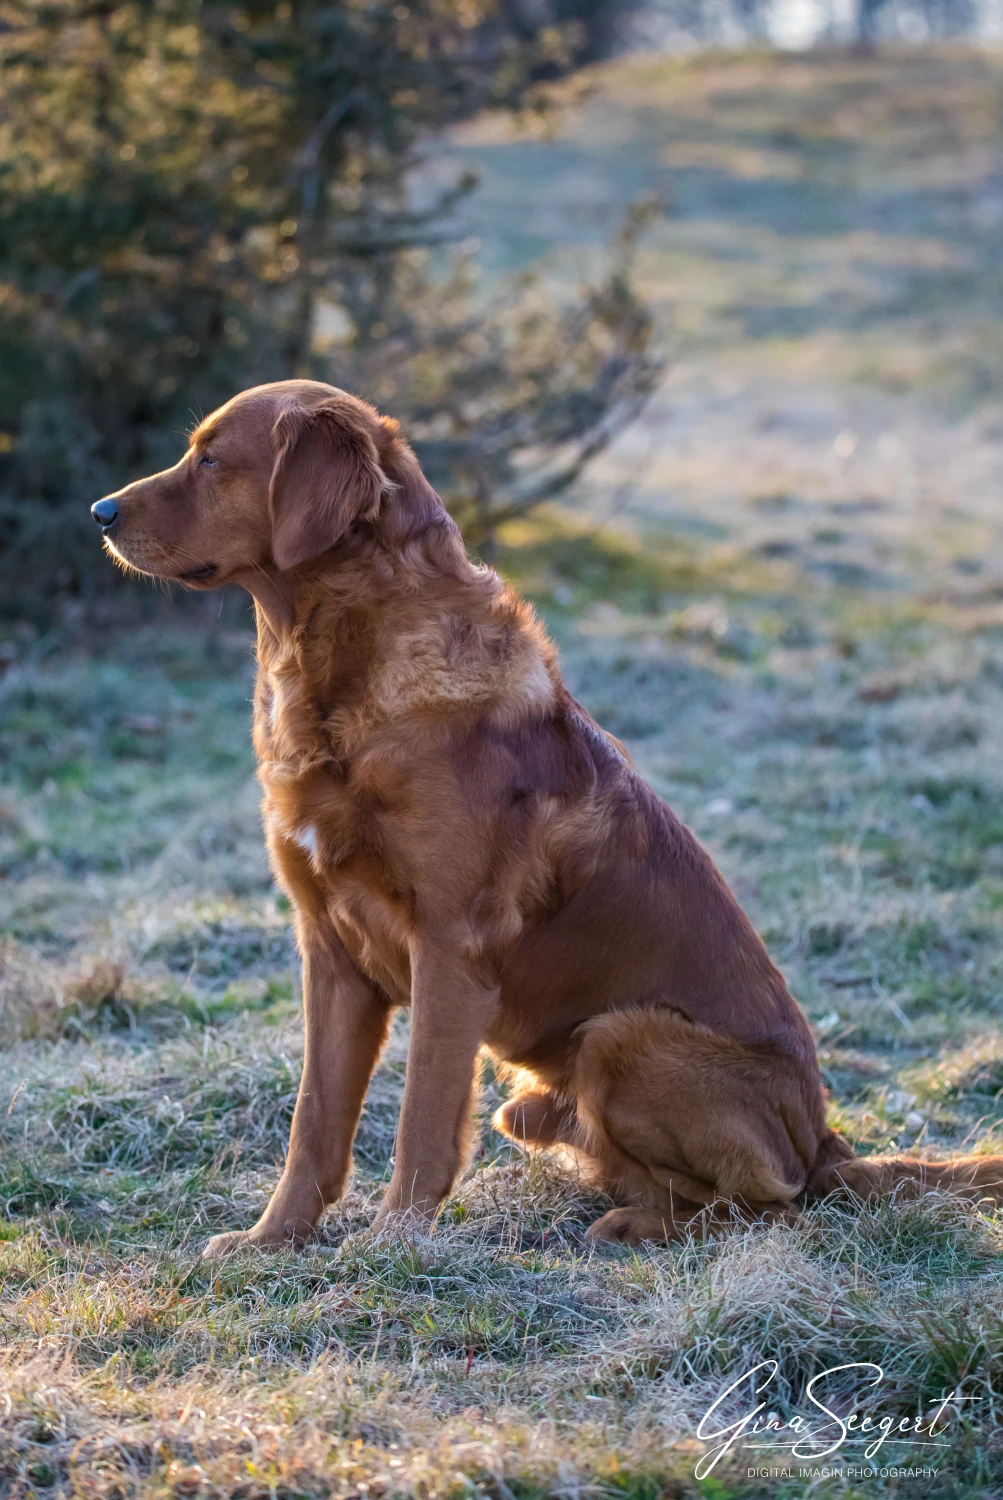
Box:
268 399 386 570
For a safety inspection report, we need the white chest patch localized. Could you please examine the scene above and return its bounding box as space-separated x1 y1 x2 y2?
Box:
293 823 319 860
268 681 282 732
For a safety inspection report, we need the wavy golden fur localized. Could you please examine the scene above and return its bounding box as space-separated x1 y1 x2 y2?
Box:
95 380 1003 1253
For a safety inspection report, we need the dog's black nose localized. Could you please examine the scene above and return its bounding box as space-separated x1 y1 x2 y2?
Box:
91 498 119 530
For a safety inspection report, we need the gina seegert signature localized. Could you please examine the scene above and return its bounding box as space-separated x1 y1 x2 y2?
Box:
692 1360 977 1480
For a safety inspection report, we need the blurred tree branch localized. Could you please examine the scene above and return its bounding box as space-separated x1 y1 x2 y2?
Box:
336 195 666 557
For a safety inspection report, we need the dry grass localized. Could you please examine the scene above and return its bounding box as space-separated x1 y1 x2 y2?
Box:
6 43 1003 1500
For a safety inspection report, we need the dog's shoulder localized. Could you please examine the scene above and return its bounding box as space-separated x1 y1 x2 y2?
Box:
344 574 557 732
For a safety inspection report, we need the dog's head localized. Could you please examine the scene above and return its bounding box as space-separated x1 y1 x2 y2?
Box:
92 381 396 588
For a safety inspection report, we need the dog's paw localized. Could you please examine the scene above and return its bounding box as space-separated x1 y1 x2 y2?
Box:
367 1206 435 1242
201 1230 260 1261
585 1207 675 1248
201 1228 298 1260
331 1219 429 1264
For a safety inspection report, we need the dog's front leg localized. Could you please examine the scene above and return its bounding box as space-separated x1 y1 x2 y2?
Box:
203 926 391 1259
372 939 497 1233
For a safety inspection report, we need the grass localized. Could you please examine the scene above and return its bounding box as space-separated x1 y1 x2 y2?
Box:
5 42 1003 1500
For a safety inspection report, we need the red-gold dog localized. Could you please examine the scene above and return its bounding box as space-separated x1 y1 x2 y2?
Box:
92 380 1003 1255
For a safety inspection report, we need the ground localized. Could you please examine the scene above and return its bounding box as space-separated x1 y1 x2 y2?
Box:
3 44 1003 1500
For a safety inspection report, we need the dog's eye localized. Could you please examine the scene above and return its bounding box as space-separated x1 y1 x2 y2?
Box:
199 453 218 468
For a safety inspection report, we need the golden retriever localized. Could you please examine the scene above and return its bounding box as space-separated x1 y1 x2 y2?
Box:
91 380 1003 1255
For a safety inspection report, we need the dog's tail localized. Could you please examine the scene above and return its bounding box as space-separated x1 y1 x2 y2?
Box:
806 1128 1003 1205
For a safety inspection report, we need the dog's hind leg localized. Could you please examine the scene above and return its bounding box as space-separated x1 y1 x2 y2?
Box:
492 1090 578 1150
569 1007 824 1246
586 1197 803 1246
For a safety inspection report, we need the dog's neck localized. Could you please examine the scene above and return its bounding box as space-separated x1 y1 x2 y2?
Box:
239 444 464 627
242 446 481 639
242 452 556 760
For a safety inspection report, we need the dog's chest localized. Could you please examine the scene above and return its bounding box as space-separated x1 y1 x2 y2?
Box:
262 766 414 996
254 675 415 996
259 747 390 891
